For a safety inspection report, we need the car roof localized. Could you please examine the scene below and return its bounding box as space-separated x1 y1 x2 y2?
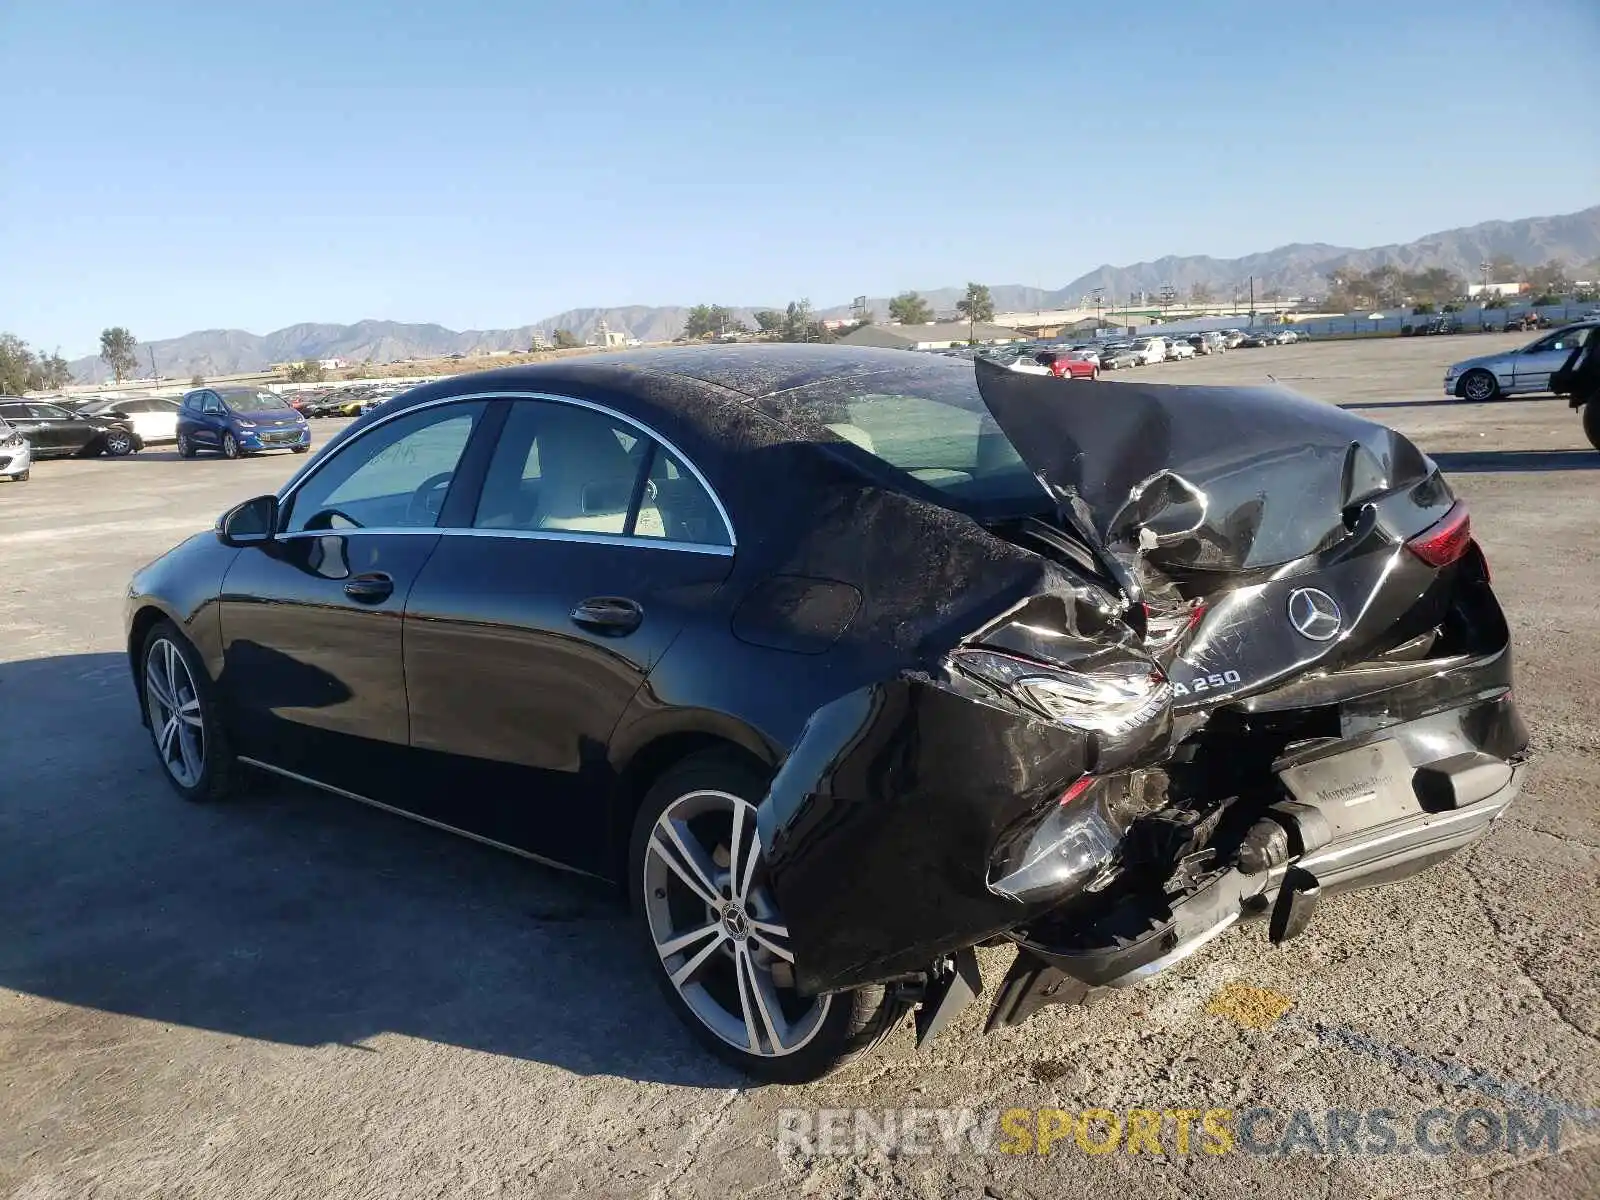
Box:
394 344 987 411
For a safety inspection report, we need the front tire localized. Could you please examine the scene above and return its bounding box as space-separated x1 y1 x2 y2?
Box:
140 621 237 802
1459 370 1500 402
221 432 241 459
628 751 905 1083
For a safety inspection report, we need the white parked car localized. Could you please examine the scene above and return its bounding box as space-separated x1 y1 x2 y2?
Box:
1129 337 1167 366
77 396 182 444
1275 328 1300 344
1165 339 1197 360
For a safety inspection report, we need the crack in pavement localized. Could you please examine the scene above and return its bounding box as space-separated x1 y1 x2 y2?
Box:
646 1087 743 1200
1461 848 1600 1048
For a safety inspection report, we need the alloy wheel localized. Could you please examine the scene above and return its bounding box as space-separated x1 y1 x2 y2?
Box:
222 433 239 458
642 789 830 1058
106 430 132 455
1463 372 1497 401
144 638 206 788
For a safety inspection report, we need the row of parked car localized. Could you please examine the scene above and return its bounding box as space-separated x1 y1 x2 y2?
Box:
983 327 1302 379
0 384 334 482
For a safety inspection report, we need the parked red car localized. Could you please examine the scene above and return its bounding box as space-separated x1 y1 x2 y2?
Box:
1035 350 1100 380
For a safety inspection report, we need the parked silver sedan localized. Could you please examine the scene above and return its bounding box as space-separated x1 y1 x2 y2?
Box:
1444 322 1597 401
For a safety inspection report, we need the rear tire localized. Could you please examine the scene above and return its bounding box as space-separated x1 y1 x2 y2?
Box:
177 433 195 459
628 750 906 1083
103 429 135 457
1459 370 1499 402
1583 402 1600 453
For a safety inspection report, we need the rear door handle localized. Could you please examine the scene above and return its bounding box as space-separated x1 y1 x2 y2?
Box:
570 596 643 636
343 573 394 603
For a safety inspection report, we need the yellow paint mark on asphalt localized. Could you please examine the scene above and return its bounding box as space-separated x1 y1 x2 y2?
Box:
1205 983 1296 1030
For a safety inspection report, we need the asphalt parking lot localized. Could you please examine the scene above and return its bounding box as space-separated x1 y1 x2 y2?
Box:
2 338 1597 1199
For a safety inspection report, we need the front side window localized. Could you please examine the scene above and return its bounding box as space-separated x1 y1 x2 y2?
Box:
283 401 486 533
472 399 729 546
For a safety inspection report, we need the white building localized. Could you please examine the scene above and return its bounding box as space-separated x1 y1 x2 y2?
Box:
592 318 629 349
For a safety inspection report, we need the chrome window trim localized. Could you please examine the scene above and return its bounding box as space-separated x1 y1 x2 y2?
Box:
275 526 734 557
276 390 737 548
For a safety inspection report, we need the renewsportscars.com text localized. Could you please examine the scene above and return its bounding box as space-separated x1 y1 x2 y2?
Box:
776 1105 1570 1158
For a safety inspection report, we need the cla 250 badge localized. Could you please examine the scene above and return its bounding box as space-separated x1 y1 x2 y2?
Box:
1170 669 1242 697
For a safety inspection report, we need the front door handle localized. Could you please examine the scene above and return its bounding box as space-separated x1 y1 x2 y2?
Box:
570 596 643 636
343 573 394 603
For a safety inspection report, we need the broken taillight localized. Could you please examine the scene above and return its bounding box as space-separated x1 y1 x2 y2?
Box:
1406 500 1472 567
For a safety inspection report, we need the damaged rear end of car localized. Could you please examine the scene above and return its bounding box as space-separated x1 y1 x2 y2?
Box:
755 363 1529 1044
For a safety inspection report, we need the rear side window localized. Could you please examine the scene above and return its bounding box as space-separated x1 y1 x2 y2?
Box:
471 399 730 546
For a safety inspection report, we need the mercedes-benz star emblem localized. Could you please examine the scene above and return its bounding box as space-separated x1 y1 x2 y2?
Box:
1286 587 1342 641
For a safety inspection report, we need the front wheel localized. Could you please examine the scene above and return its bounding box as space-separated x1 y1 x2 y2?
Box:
629 751 905 1083
1459 370 1500 402
1583 402 1600 452
221 432 241 459
141 620 237 802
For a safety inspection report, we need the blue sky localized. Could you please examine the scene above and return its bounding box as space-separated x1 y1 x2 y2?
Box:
2 0 1597 357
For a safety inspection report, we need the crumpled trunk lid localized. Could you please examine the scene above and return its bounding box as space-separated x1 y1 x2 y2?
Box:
973 363 1460 705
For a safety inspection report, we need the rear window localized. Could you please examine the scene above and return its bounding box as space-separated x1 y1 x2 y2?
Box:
758 362 1047 517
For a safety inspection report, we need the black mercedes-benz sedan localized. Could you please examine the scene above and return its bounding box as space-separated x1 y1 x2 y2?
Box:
126 345 1529 1082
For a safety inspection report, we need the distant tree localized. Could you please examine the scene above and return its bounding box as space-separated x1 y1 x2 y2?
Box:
99 327 138 383
1188 282 1215 305
0 333 38 395
954 282 995 327
38 352 72 389
1486 255 1520 284
781 299 815 343
285 359 325 383
888 291 934 325
1524 260 1573 295
753 310 785 333
552 329 581 349
190 373 206 387
683 305 717 339
1408 267 1464 306
1 334 74 393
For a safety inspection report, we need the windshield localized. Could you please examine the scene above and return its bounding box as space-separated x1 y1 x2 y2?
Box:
224 390 293 414
757 363 1048 518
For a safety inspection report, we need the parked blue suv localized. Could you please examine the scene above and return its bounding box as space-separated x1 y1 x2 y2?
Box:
177 387 311 459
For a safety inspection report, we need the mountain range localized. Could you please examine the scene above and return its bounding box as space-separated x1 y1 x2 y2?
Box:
65 205 1600 384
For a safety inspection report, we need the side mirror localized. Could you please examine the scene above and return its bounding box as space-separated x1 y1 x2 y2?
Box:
217 495 279 546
